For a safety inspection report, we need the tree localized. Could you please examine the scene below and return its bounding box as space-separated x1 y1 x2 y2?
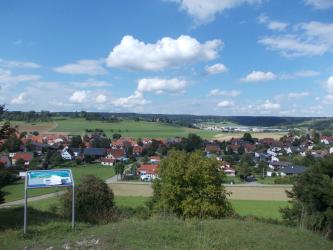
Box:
61 175 114 223
70 135 83 148
311 129 320 144
2 134 21 152
236 154 254 180
181 133 203 152
281 155 333 240
112 133 122 140
115 162 125 179
243 132 253 143
256 160 269 177
91 137 111 148
151 150 233 218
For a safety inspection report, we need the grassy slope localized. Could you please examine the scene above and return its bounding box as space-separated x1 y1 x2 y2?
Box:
2 164 115 202
51 118 217 139
25 196 288 220
0 217 332 249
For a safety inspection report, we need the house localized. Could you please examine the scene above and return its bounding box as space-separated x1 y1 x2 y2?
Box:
223 167 236 177
107 148 125 160
137 164 158 181
61 147 73 160
269 161 291 171
101 158 116 166
244 143 256 153
71 148 83 158
320 136 333 145
227 144 240 154
278 165 307 176
83 148 106 158
259 138 276 146
12 152 33 167
149 155 161 164
0 155 11 168
133 145 143 155
205 144 221 154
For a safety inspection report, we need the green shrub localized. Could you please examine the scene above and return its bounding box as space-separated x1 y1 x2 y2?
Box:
61 175 114 224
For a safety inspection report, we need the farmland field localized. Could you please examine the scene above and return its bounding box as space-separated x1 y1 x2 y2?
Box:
109 183 291 201
213 131 287 141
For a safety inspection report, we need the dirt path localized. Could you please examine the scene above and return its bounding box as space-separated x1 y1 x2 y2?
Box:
0 191 65 208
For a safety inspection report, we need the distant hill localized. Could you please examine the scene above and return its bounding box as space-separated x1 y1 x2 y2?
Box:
5 111 326 128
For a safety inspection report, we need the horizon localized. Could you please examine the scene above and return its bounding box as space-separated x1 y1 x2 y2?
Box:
1 0 333 116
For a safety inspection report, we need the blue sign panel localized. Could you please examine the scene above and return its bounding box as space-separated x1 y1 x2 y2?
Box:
27 169 73 188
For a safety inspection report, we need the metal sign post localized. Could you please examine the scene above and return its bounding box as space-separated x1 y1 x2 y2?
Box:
23 169 75 234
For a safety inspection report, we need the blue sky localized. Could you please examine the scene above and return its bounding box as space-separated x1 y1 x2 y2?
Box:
0 0 333 116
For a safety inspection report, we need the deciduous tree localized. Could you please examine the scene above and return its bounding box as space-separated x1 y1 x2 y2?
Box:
151 150 233 218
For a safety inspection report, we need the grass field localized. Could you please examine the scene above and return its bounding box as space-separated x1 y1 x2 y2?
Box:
2 164 115 202
18 195 288 220
51 118 218 139
0 216 332 249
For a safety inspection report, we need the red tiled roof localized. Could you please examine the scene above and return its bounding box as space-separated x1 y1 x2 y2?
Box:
101 158 116 163
137 164 159 175
108 148 125 158
13 152 33 161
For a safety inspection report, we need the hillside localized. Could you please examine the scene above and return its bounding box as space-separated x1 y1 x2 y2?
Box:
0 218 332 249
12 118 218 139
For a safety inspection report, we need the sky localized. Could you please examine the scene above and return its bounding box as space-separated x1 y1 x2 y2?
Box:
0 0 333 116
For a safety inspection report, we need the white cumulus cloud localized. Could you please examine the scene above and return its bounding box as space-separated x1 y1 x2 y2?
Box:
54 60 107 75
113 91 150 108
327 76 333 93
217 100 234 108
137 78 187 94
11 93 27 105
169 0 262 24
241 71 277 82
261 100 280 110
95 94 107 104
258 14 288 31
205 63 228 75
209 89 240 97
69 91 88 103
259 21 333 57
287 92 309 98
304 0 333 9
106 35 222 71
0 59 40 68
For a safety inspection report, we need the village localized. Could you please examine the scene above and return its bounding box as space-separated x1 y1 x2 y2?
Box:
1 127 333 184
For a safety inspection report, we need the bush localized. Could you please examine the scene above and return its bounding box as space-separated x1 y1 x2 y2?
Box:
61 175 114 224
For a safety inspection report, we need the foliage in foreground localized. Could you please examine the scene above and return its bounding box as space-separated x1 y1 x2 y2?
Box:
281 155 333 240
61 175 115 223
151 150 233 218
